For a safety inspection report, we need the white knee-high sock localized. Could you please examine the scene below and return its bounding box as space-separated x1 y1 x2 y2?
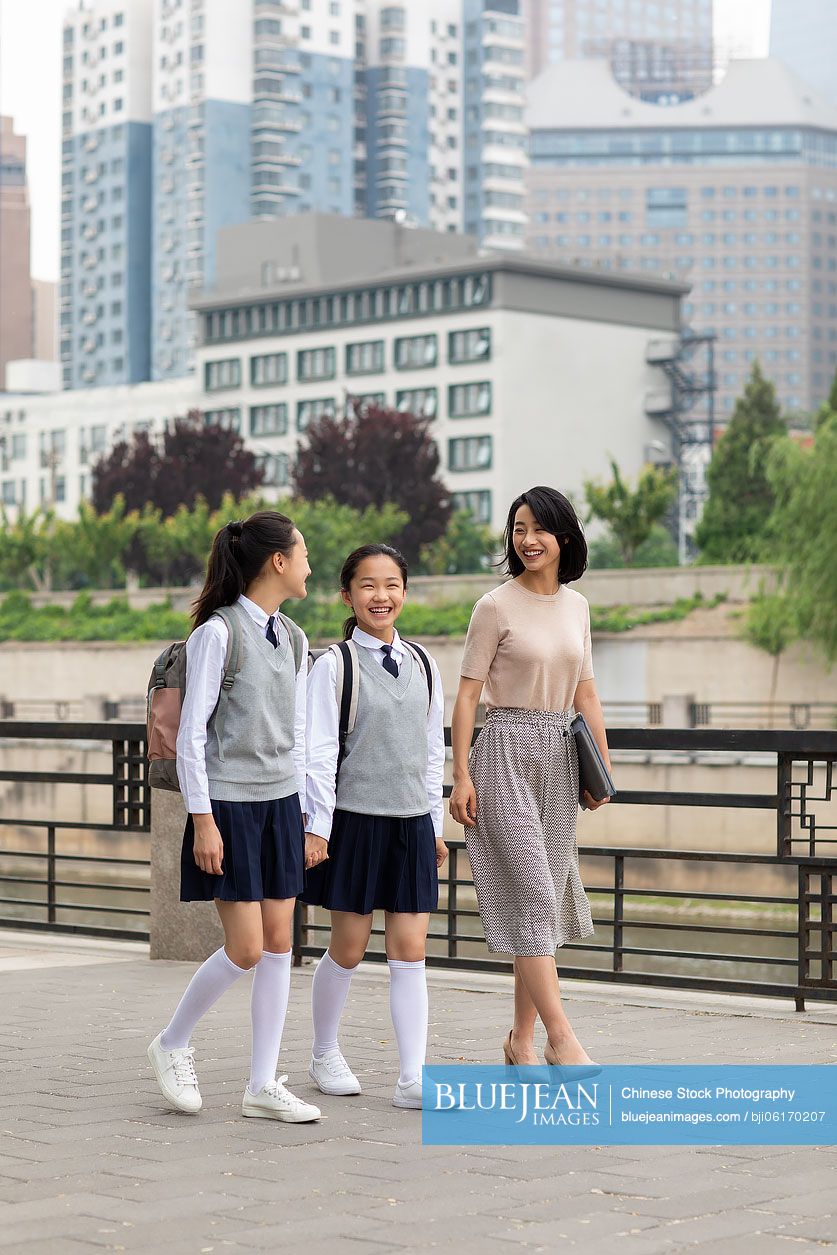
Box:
387 958 428 1085
311 950 357 1058
160 947 248 1050
248 949 292 1095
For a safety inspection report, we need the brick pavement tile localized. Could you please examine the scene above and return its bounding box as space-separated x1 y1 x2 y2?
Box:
761 1216 837 1244
648 1208 809 1245
689 1232 831 1254
754 1190 837 1219
0 1216 115 1248
2 1243 105 1255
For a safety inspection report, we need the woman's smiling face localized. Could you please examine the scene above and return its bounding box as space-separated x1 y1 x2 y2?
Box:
512 504 562 575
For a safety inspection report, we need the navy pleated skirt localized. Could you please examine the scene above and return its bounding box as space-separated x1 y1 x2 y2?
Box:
302 810 438 915
180 794 305 902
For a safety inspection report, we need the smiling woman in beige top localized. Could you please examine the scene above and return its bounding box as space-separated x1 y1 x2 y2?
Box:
450 485 612 1072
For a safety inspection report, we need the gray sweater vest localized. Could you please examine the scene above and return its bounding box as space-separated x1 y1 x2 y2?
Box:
336 646 429 818
205 603 297 802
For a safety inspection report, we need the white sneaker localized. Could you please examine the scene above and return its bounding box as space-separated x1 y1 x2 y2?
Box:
393 1076 423 1110
147 1032 202 1114
309 1049 362 1096
242 1076 321 1123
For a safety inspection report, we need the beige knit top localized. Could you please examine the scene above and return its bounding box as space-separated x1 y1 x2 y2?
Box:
460 579 594 713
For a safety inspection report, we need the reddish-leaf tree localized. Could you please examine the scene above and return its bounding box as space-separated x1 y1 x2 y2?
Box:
292 402 451 563
91 409 263 515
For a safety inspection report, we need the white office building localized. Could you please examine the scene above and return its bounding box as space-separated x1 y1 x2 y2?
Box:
2 216 685 535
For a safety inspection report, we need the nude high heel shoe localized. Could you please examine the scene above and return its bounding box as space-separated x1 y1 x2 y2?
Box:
503 1031 518 1066
544 1040 601 1079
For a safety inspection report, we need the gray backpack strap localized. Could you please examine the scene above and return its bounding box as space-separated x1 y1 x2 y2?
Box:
209 605 243 761
403 640 434 716
275 611 306 674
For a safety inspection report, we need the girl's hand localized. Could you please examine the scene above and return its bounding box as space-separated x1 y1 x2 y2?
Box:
192 814 224 875
305 833 329 870
450 777 478 827
583 792 611 812
435 838 449 868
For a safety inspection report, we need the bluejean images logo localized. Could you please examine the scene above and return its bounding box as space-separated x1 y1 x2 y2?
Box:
422 1066 837 1147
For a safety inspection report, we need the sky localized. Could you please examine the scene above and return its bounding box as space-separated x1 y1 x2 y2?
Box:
0 0 774 285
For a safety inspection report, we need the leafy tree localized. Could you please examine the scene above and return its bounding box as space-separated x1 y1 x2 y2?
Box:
587 523 679 570
92 410 264 516
283 495 407 600
584 459 678 567
759 409 837 661
813 366 837 432
694 362 788 564
292 402 451 564
55 498 141 589
417 510 499 575
0 508 58 591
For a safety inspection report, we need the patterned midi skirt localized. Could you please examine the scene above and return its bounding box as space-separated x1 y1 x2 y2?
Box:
465 707 594 957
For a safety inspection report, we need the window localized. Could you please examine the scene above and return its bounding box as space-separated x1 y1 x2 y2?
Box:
204 358 241 391
297 398 336 431
203 408 241 431
448 327 491 364
256 452 289 487
250 404 288 437
346 339 384 375
297 346 336 381
351 392 386 410
646 187 687 229
394 334 437 369
395 387 437 419
452 489 492 524
449 381 492 418
250 352 288 387
449 435 492 472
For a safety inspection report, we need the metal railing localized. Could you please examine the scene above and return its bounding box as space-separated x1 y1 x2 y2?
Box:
297 727 837 1011
0 722 835 1008
0 722 150 940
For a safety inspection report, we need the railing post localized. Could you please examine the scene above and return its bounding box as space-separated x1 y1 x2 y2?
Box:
447 846 458 960
613 854 624 973
777 752 793 857
796 863 808 1013
292 901 308 967
47 825 56 926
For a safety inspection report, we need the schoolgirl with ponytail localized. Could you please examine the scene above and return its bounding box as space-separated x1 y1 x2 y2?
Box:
147 510 322 1124
302 544 447 1110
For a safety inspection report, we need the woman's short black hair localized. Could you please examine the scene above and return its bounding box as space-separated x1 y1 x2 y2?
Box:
503 486 588 583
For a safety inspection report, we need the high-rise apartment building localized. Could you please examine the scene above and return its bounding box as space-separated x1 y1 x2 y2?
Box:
522 0 714 99
61 0 527 388
526 57 837 419
770 0 837 109
357 1 527 251
0 117 34 388
60 0 153 390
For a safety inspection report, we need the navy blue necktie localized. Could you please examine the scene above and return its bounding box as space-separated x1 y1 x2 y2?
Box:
265 615 279 648
381 643 399 678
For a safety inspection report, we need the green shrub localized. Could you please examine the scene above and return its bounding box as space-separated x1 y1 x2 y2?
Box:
0 590 723 643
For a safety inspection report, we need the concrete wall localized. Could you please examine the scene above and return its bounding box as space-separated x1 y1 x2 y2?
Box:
7 603 834 718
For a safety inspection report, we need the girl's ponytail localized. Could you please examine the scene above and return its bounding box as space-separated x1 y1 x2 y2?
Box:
342 610 359 641
191 511 297 630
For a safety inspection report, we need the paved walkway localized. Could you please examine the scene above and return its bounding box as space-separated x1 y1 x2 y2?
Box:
1 930 835 1255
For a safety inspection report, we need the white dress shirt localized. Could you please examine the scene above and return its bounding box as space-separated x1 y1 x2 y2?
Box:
305 626 445 842
175 595 308 815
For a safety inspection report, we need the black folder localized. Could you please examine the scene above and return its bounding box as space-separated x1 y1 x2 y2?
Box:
570 712 616 809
